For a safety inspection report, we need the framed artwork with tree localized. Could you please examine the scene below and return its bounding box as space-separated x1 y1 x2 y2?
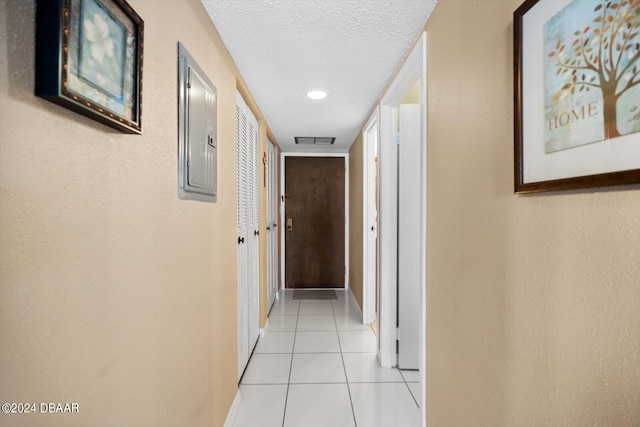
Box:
514 0 640 193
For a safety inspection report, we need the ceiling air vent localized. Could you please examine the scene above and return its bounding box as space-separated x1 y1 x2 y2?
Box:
295 137 336 145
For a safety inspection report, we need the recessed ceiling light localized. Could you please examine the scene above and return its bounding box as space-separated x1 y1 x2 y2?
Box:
305 89 330 100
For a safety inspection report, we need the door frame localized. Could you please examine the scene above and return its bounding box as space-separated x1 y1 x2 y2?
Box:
279 152 349 290
362 109 379 325
377 32 427 424
266 139 278 310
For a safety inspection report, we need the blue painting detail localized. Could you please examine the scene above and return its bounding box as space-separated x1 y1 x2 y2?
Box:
78 0 126 101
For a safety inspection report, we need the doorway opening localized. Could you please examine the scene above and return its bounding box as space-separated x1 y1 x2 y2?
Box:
363 110 379 334
376 32 427 425
279 153 349 291
266 139 279 312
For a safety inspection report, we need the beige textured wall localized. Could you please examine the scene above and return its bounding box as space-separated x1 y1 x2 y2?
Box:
0 0 272 425
348 133 364 310
425 1 640 426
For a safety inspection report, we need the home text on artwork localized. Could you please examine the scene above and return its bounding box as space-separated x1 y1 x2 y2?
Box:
547 101 599 131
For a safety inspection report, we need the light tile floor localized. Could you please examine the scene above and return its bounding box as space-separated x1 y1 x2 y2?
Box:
231 289 420 427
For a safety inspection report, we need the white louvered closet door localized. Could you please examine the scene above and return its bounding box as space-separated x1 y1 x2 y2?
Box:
246 104 260 353
236 90 259 380
266 140 277 309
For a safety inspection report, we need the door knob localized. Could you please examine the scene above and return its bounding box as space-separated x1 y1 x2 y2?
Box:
254 230 260 236
238 237 245 244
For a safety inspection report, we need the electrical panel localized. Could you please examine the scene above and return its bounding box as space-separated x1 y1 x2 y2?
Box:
177 42 217 202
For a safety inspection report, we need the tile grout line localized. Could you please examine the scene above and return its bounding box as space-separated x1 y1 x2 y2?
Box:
399 369 420 408
280 293 300 427
333 298 359 427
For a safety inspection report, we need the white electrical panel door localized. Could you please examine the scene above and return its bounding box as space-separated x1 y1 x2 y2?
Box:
236 90 260 380
187 68 217 192
398 104 422 370
178 43 217 202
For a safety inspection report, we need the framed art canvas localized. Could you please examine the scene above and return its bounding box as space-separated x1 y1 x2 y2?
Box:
514 0 640 193
36 0 144 134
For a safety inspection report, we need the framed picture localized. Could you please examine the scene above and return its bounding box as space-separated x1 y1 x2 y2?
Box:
35 0 144 134
514 0 640 193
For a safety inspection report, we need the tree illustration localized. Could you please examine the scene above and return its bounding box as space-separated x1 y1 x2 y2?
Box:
548 0 640 139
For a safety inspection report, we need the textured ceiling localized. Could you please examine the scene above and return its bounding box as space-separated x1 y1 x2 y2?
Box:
201 0 438 153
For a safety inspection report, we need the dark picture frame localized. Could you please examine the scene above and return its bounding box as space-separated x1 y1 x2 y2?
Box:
36 0 144 134
514 0 640 193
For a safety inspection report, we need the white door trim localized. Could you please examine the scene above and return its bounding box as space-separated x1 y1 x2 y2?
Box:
377 103 398 369
279 152 350 290
362 109 379 325
377 32 427 426
397 103 421 370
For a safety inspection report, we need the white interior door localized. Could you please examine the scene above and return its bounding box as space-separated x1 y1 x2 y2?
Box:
236 90 260 380
397 103 421 369
363 112 379 326
247 105 260 354
236 93 249 380
266 140 277 309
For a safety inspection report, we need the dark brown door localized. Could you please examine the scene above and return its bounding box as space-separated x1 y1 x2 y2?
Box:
285 157 345 288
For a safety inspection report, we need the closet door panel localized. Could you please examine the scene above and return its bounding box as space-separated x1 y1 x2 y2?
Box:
236 91 260 380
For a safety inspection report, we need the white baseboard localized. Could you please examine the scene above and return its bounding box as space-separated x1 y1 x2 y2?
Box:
259 318 269 338
348 286 363 319
223 388 242 427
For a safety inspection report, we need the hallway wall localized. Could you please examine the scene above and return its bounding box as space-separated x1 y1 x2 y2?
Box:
348 132 364 310
424 0 640 425
348 0 639 424
0 0 271 425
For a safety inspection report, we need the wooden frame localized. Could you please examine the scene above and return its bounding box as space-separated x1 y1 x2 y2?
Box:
514 0 640 193
36 0 144 134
